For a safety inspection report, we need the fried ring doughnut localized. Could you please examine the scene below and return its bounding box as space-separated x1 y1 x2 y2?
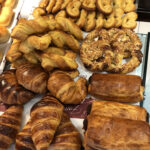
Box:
97 0 113 14
122 12 138 29
66 0 81 18
82 0 96 11
122 0 136 13
84 11 96 32
76 9 87 28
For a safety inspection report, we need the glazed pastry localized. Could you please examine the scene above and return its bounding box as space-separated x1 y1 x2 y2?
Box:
16 63 48 94
0 70 35 105
0 26 10 43
84 115 150 150
48 70 87 104
89 100 147 121
30 93 64 150
49 112 81 150
88 73 144 103
0 105 23 150
6 39 22 62
15 120 35 150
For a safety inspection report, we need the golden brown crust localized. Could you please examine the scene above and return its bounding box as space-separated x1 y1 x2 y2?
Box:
88 73 144 103
33 7 46 18
0 26 10 43
90 100 147 121
122 0 136 13
3 0 16 8
61 0 71 9
48 70 87 104
84 115 150 150
82 0 96 11
0 70 35 105
16 63 48 94
31 94 64 150
49 112 81 150
0 105 23 150
46 0 56 13
52 0 63 13
96 13 104 29
39 0 49 8
66 0 81 18
55 10 66 19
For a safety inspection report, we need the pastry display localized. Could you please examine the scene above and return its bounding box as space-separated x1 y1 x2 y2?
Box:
16 63 48 94
0 26 10 43
89 100 147 121
0 70 35 105
30 94 64 150
80 28 143 73
0 105 23 149
84 115 150 150
48 70 87 104
36 0 137 31
88 73 144 103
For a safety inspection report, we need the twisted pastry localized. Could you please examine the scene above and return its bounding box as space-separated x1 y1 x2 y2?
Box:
15 120 35 150
0 105 23 150
19 33 51 54
49 31 80 52
48 71 87 104
49 112 81 150
11 16 60 41
6 39 22 62
41 50 78 71
0 70 35 105
30 94 64 150
56 17 83 40
16 63 48 94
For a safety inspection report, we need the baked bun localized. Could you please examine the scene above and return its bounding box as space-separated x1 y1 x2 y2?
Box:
0 26 10 43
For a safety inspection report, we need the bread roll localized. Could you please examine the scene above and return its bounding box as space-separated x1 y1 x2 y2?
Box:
84 115 150 150
88 73 144 103
0 26 10 43
89 100 147 121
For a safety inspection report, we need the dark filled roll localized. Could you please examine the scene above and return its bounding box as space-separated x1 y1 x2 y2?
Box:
16 63 48 94
0 105 23 150
0 70 35 105
30 93 64 150
84 115 150 150
88 73 144 103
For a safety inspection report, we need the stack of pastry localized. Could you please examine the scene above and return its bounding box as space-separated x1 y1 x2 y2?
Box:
84 100 150 150
35 0 137 31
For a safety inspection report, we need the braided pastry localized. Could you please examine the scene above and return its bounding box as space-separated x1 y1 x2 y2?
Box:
0 70 35 105
15 120 35 150
19 33 51 54
0 105 23 150
6 39 22 62
48 70 87 104
30 93 64 150
49 31 80 52
16 63 48 94
49 112 81 150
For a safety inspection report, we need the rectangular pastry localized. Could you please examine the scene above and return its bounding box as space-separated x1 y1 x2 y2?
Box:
88 73 144 103
84 115 150 150
89 100 147 121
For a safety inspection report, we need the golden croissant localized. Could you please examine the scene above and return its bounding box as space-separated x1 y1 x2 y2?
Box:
0 70 35 105
49 112 81 150
0 105 23 150
16 63 48 94
30 93 64 150
48 71 87 104
15 120 35 150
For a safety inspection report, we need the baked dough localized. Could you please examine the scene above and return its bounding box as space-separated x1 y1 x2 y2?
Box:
0 25 10 43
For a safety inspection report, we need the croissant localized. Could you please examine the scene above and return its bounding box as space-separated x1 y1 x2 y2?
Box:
0 70 35 105
49 31 80 52
11 16 60 41
0 105 23 150
16 63 48 94
19 33 51 54
49 112 81 150
15 120 35 150
48 71 87 104
30 93 64 150
41 50 78 71
6 39 22 62
56 17 83 40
